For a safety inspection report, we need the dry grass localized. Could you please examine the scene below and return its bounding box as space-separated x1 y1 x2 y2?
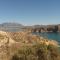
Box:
0 31 59 60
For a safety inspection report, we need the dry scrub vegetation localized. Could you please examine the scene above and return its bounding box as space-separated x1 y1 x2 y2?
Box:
0 31 59 60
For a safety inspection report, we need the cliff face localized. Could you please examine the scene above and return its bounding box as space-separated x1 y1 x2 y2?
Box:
23 25 60 33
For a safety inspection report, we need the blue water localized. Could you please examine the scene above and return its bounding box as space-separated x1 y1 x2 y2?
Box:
33 32 60 43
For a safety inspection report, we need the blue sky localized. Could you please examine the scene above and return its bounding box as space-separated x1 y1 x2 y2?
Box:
0 0 60 25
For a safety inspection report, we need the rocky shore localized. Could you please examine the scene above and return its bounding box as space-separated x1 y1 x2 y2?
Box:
23 24 60 33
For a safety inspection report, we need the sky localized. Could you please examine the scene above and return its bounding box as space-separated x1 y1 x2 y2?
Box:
0 0 60 25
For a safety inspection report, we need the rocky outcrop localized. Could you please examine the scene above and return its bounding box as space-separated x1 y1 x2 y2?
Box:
23 25 59 33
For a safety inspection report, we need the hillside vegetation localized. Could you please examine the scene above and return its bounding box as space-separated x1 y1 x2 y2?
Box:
0 31 59 60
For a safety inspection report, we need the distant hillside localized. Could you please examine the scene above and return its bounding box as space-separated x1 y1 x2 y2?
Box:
0 23 24 32
23 24 60 32
0 23 60 32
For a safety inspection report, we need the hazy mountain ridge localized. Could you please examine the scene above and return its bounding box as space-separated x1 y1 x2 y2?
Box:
0 22 60 32
0 23 24 32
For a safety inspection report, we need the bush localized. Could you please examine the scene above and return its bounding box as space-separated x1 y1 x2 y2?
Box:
11 43 60 60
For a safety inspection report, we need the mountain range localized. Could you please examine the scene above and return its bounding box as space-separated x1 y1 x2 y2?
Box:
0 23 24 32
0 22 60 32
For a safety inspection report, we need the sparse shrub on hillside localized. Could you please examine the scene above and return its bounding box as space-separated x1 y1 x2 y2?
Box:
12 54 19 60
47 45 60 60
11 43 60 60
0 31 59 60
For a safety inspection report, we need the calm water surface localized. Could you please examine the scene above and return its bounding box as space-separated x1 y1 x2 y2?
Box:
33 32 60 43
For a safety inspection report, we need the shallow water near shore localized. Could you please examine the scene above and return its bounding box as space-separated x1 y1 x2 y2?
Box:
33 32 60 43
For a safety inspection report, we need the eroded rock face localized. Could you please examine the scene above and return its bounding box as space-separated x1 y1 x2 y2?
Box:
23 25 59 33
